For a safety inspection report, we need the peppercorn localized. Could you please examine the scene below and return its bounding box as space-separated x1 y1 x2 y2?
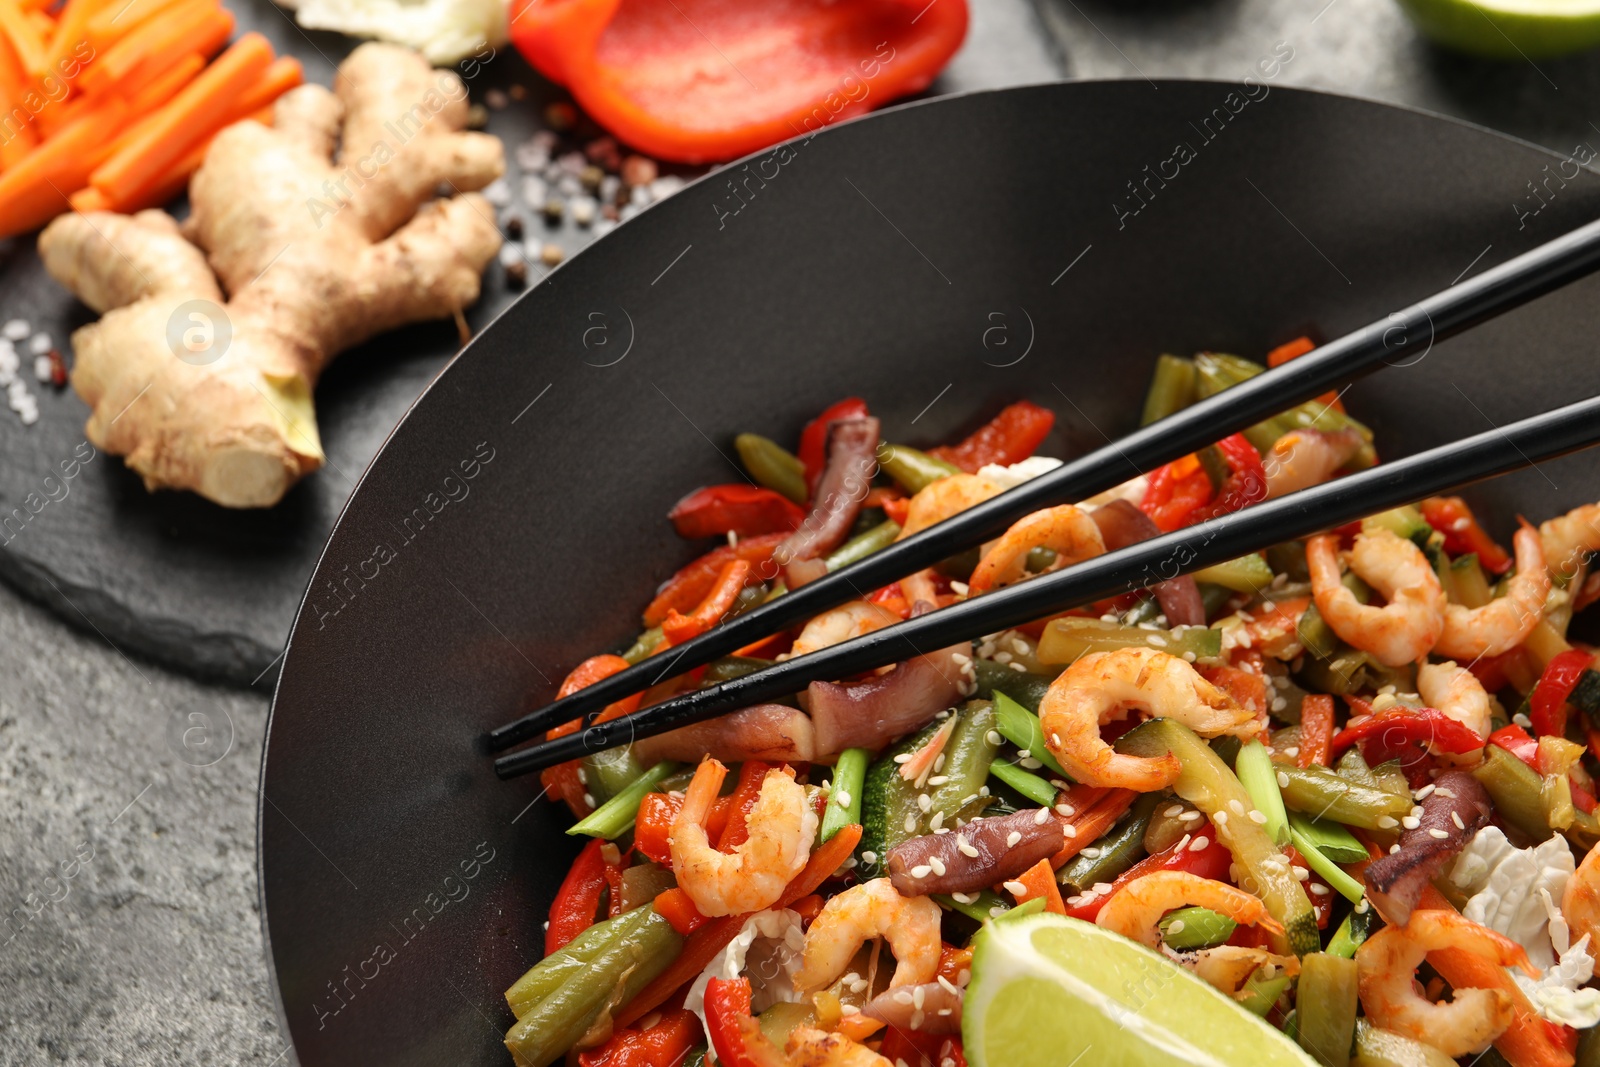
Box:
544 101 577 131
505 215 525 239
580 165 605 193
541 198 564 224
505 260 529 288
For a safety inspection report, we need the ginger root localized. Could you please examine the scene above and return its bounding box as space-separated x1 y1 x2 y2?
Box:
39 43 503 508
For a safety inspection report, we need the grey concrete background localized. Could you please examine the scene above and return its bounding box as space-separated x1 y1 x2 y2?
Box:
4 0 1599 1063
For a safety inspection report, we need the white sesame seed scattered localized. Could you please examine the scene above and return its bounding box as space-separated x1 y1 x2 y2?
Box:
1249 810 1268 825
952 892 977 904
930 811 945 831
1183 651 1197 662
1006 831 1022 847
1003 880 1028 896
1034 808 1050 825
841 1004 861 1016
928 775 949 787
1277 771 1291 789
939 974 959 995
1050 733 1062 747
1062 824 1077 838
1009 662 1028 673
1174 834 1192 852
894 753 912 764
911 864 933 879
1180 811 1203 823
1214 811 1229 825
1377 816 1399 829
1092 882 1114 894
986 730 1004 746
1020 757 1043 769
1292 866 1310 882
1428 827 1450 840
835 791 852 808
894 990 915 1006
1435 787 1456 799
957 836 979 858
1190 836 1209 852
1167 920 1186 934
1081 847 1103 859
583 792 595 807
1310 884 1330 896
918 793 933 812
934 826 950 835
950 581 969 596
1401 816 1421 830
1414 783 1436 801
1452 811 1466 830
935 753 946 773
951 652 972 666
979 786 990 797
905 813 919 833
1229 799 1246 815
929 857 947 876
1164 804 1184 817
989 907 1005 917
1056 804 1074 817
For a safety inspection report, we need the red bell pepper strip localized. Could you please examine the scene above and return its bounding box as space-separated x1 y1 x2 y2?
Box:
1140 453 1213 532
1065 833 1233 921
642 532 785 627
1266 336 1344 413
1189 434 1267 521
797 397 869 496
653 887 710 936
1531 649 1595 739
1420 496 1513 574
716 760 774 850
616 824 863 1028
1469 648 1524 694
635 790 733 867
703 978 767 1067
1299 694 1335 768
546 837 614 954
542 655 644 816
668 484 806 539
1491 724 1541 768
662 559 752 645
1198 649 1268 721
508 1 968 164
1331 703 1485 759
928 399 1056 473
578 1008 700 1067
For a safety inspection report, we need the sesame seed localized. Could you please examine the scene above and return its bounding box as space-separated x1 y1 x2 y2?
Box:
1428 827 1450 839
986 730 1004 746
935 753 946 772
913 986 926 1009
979 786 990 797
918 793 933 812
1452 811 1466 830
1436 787 1455 799
929 857 947 876
1167 920 1186 934
957 836 979 858
939 974 959 995
1414 783 1436 801
951 652 972 666
1180 811 1203 823
841 1004 861 1016
1019 757 1043 769
835 791 852 808
1062 824 1077 838
1007 831 1022 847
1051 732 1062 746
928 775 949 787
1292 866 1310 882
911 865 933 879
1310 884 1330 896
1183 651 1197 662
583 793 595 807
1174 834 1191 852
1277 771 1290 789
1249 810 1268 825
1092 882 1114 894
1390 843 1402 853
862 850 878 864
910 1010 925 1029
1017 749 1031 759
1229 799 1246 815
1164 805 1184 817
894 990 915 1006
1377 816 1399 829
1009 662 1028 673
1034 807 1050 825
1214 811 1229 825
1003 880 1028 896
934 826 950 835
1401 816 1421 830
952 892 977 904
905 814 918 833
1056 804 1075 817
1081 847 1103 859
930 811 945 831
1190 836 1209 851
894 753 912 764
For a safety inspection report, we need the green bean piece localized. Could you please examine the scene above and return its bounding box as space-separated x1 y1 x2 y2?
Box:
1238 972 1293 1017
972 660 1055 713
568 762 682 839
1276 765 1413 831
821 749 870 842
1287 811 1368 864
989 759 1056 807
1192 553 1275 594
1294 602 1339 661
878 443 960 494
1368 760 1411 799
1118 719 1320 955
1473 744 1552 842
825 520 902 570
701 656 776 684
1209 735 1243 767
734 432 808 503
622 626 665 664
1193 352 1378 467
1058 793 1161 894
1141 353 1198 425
929 701 1004 816
859 719 946 876
936 889 1012 923
1351 1019 1457 1067
1335 748 1377 789
1235 740 1290 847
1298 952 1359 1067
505 904 653 1017
1159 906 1238 950
992 692 1070 779
504 906 684 1067
581 744 644 806
1037 617 1222 666
1289 823 1366 903
1120 594 1162 626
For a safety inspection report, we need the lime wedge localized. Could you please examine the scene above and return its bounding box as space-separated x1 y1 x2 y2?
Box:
963 912 1316 1067
1393 0 1600 59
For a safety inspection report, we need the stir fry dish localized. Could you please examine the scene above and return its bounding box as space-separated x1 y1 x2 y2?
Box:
502 339 1600 1067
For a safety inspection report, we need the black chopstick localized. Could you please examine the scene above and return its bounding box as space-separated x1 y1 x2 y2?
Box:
487 216 1600 753
494 393 1600 778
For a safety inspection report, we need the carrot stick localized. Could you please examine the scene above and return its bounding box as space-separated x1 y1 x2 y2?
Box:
0 95 126 235
84 0 185 52
68 184 108 211
90 31 271 203
614 824 863 1028
1010 857 1067 914
233 54 300 113
77 0 221 98
113 3 232 99
1050 786 1137 866
0 34 37 164
0 0 48 78
46 0 106 74
124 50 202 113
104 102 271 212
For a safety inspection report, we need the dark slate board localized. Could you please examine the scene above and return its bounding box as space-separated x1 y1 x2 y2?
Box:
0 0 1064 687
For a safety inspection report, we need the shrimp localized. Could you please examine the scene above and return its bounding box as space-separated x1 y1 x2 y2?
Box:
1433 524 1550 660
1188 947 1301 998
791 601 900 658
1562 841 1600 950
896 474 1005 539
1356 909 1538 1057
1262 428 1363 500
1038 647 1260 790
670 758 817 917
1096 871 1282 948
1540 501 1600 579
794 878 941 992
967 505 1106 593
1306 530 1445 666
786 1027 892 1067
1416 660 1492 740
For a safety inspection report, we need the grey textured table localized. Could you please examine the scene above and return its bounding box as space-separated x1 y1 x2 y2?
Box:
4 0 1598 1062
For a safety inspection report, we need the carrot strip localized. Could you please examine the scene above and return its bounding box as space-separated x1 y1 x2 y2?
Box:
77 0 222 98
1009 857 1067 915
84 0 185 52
125 50 203 114
1298 694 1334 768
232 54 300 113
90 31 271 203
0 95 126 236
615 824 862 1028
0 37 38 163
68 184 108 211
46 0 106 74
1050 786 1136 866
662 559 751 645
0 0 48 78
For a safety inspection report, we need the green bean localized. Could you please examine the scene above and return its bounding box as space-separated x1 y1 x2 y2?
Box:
936 889 1012 923
1118 719 1320 955
1335 748 1377 789
1238 972 1293 1016
1194 352 1377 467
989 759 1056 806
1235 740 1290 846
1451 553 1493 609
932 702 1003 818
581 744 644 805
701 656 775 684
504 906 683 1066
1277 765 1413 831
992 692 1070 779
1473 744 1551 842
972 660 1055 713
821 749 870 842
1298 952 1359 1067
877 443 959 494
1141 353 1198 425
734 433 807 503
1287 811 1368 864
1058 792 1160 894
1037 617 1222 666
1192 553 1274 594
622 626 664 663
568 762 682 839
1289 822 1366 903
1120 594 1161 626
1199 582 1235 620
825 519 901 570
1266 540 1311 583
1295 602 1340 660
1159 906 1237 950
505 905 653 1017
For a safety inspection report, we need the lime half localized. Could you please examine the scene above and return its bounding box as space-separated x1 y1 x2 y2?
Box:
963 912 1316 1067
1393 0 1600 59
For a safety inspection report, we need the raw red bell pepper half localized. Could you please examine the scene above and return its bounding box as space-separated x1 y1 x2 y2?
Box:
508 0 969 163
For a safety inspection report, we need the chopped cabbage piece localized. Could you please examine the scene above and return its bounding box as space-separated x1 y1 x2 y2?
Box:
683 909 806 1039
288 0 506 65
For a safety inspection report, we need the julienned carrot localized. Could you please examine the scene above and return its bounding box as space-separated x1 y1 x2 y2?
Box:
90 31 271 203
0 34 36 165
99 104 272 213
233 54 301 113
46 0 104 72
0 96 125 235
1050 786 1137 866
1010 857 1067 914
126 50 203 114
0 0 47 78
77 0 221 97
614 824 863 1029
85 0 185 52
67 183 107 212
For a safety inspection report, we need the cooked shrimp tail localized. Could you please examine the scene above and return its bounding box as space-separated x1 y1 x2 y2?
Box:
1307 530 1445 666
794 878 941 992
1433 523 1550 659
670 758 817 917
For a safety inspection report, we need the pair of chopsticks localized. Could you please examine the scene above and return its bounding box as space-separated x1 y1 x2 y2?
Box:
490 217 1600 780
